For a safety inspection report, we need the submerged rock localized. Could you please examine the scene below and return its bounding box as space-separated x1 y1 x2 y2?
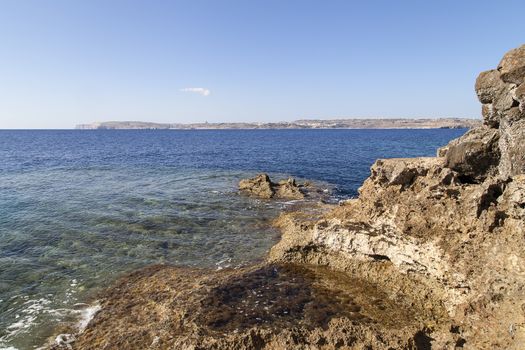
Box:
239 173 305 200
62 264 445 350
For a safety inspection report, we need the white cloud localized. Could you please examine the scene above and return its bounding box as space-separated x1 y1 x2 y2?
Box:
180 87 211 96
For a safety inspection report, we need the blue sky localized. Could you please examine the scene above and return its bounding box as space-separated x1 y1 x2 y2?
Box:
0 0 523 128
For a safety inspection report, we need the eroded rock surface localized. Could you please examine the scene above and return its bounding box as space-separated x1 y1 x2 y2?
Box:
239 173 306 200
472 45 525 179
270 44 525 349
239 173 276 198
440 127 500 182
58 264 445 350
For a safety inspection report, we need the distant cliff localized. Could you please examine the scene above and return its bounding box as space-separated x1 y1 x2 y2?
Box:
75 118 480 130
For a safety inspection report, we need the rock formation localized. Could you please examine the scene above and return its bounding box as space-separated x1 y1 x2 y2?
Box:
450 44 525 180
239 173 305 200
271 44 525 349
51 45 525 350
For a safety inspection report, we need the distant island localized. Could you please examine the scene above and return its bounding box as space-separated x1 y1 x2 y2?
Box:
75 118 480 130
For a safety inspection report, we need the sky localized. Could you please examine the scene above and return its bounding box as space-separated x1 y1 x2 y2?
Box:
0 0 523 129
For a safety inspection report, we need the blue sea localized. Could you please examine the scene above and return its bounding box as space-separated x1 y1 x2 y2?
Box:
0 129 466 349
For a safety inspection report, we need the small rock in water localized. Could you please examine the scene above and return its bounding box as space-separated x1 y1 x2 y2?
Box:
238 173 305 199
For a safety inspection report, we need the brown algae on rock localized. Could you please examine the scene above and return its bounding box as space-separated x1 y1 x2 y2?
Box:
65 263 445 349
198 263 427 333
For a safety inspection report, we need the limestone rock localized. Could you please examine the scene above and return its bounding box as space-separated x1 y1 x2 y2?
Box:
269 45 525 349
238 173 275 198
499 119 525 178
461 44 525 181
370 157 435 188
475 69 504 104
498 44 525 84
65 264 444 350
476 70 516 111
471 45 525 132
275 178 304 199
516 83 525 111
239 173 305 199
443 127 500 181
502 175 525 218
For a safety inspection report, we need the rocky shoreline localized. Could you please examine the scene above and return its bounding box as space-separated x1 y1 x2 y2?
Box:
51 45 525 349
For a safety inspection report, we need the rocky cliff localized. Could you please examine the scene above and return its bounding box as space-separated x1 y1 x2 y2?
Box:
270 44 525 349
52 45 525 350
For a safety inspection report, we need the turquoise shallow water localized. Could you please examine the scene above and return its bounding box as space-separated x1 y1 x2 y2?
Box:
0 167 303 349
0 129 466 349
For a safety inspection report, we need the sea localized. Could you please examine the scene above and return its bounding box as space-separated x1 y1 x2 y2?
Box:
0 128 467 349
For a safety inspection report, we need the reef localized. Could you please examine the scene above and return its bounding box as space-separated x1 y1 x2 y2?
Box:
51 45 525 349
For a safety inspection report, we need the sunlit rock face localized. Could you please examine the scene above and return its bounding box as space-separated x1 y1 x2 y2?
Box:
439 45 525 181
472 45 525 179
270 44 525 349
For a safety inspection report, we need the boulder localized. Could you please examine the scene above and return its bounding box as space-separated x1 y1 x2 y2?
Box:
474 46 525 131
238 173 274 198
498 44 525 85
475 69 504 104
370 158 435 188
443 127 500 182
239 173 305 199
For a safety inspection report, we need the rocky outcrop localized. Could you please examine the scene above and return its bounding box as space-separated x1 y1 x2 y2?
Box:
439 126 500 182
270 44 525 349
474 45 525 179
498 45 525 85
239 173 305 200
51 45 525 350
239 173 276 198
441 45 525 182
275 178 305 199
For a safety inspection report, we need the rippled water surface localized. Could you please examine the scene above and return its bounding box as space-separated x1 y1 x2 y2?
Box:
0 129 466 349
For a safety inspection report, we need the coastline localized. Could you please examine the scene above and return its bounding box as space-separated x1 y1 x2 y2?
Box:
49 45 525 349
74 118 480 130
2 130 462 349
